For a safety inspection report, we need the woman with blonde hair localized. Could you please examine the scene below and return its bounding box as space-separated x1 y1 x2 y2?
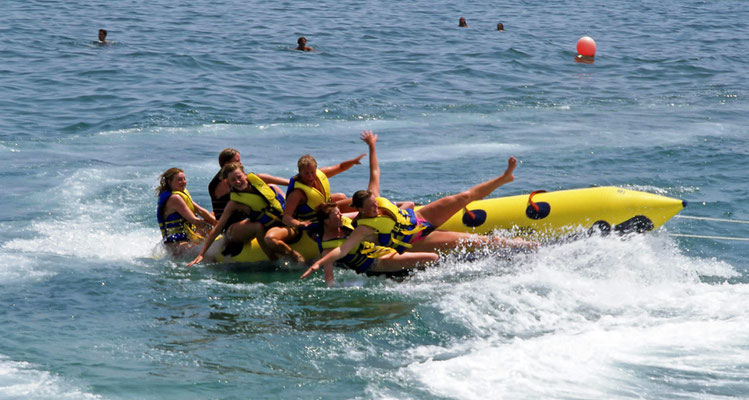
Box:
156 168 216 257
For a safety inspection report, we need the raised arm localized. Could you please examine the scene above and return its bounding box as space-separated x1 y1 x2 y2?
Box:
256 173 290 186
360 130 380 198
319 153 366 179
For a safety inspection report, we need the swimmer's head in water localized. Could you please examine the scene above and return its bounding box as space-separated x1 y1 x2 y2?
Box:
459 17 468 27
298 37 306 46
497 22 504 31
98 29 107 42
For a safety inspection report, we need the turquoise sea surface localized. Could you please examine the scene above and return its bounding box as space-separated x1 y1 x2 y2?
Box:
1 0 748 398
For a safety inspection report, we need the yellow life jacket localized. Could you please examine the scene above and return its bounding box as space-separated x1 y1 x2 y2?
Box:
355 197 429 253
157 189 203 243
288 169 331 221
318 216 396 272
229 173 285 227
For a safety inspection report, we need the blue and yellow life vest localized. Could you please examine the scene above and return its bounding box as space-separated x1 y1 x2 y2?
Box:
355 197 433 253
229 172 285 228
318 216 396 273
286 169 331 222
157 189 202 243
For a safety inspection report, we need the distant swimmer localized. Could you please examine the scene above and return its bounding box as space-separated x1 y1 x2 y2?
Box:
459 17 468 27
296 36 312 51
96 29 109 44
497 22 504 31
156 168 217 258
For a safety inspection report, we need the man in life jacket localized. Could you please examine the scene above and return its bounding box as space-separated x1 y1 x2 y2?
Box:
263 150 366 262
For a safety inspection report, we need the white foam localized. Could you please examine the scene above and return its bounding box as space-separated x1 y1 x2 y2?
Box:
0 254 56 284
381 234 746 398
3 167 162 262
0 355 101 400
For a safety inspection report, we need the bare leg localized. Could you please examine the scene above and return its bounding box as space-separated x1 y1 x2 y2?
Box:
408 229 535 253
416 157 516 228
226 220 263 243
372 252 439 272
264 226 305 263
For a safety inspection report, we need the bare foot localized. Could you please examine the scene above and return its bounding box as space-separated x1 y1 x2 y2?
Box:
500 157 517 184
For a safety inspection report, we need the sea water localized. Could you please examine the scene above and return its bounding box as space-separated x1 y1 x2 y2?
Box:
1 0 748 398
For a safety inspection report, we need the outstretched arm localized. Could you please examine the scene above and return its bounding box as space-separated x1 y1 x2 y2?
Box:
319 153 366 178
186 201 236 267
193 203 217 226
257 173 290 186
299 248 338 286
168 195 214 230
361 130 380 198
300 226 374 279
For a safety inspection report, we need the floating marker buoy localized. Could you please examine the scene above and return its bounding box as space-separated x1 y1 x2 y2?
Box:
577 36 596 57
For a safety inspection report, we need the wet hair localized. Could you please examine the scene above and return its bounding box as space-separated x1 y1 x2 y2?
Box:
221 162 244 180
99 29 107 36
218 148 239 167
316 202 339 221
351 190 372 208
156 167 183 194
497 22 504 31
314 202 340 236
297 154 317 171
297 36 306 45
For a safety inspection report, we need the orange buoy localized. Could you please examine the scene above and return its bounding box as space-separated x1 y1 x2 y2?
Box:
576 36 596 57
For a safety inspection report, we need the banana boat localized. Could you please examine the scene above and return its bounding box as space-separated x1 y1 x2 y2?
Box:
212 186 686 263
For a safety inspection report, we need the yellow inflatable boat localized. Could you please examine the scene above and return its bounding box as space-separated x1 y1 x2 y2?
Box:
212 186 686 263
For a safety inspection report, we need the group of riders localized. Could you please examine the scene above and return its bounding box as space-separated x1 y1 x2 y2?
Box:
156 131 532 285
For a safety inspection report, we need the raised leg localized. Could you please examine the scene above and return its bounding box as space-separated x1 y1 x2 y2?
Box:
416 157 516 228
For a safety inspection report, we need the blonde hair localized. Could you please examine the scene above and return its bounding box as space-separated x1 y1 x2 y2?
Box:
297 154 317 171
156 167 183 194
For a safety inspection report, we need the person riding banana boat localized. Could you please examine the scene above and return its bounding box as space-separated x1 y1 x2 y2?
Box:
156 167 217 258
302 147 536 280
187 162 289 266
301 131 438 286
263 150 366 262
208 148 289 255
